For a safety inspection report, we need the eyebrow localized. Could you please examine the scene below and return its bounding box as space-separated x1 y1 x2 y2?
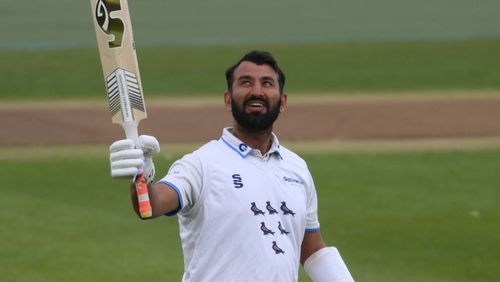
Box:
237 75 276 82
237 75 253 82
261 76 275 83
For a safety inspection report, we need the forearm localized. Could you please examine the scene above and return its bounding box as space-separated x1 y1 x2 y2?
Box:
301 232 354 281
130 182 180 219
300 232 327 265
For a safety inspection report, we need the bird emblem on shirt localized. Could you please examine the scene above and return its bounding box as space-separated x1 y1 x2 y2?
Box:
272 241 285 254
280 201 296 216
260 222 275 235
250 202 265 216
278 221 290 235
266 201 279 215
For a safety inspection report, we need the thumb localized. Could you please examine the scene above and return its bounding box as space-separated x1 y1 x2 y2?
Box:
137 135 160 155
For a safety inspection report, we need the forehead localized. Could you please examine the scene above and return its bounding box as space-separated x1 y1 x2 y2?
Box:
233 61 278 80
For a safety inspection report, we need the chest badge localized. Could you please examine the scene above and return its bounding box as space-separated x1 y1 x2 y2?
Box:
280 201 296 216
260 222 276 235
232 174 244 188
250 202 266 216
272 241 285 254
278 221 290 235
265 201 279 215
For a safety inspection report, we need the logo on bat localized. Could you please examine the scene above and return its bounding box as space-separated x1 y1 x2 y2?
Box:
106 68 145 121
95 0 124 48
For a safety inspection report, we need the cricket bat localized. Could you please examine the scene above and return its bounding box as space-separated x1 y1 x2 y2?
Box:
90 0 152 218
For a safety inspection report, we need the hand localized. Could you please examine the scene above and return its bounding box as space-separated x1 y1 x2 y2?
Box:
136 135 160 183
109 135 160 183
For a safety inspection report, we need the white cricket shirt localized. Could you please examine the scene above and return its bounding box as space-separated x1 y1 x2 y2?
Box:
159 128 320 282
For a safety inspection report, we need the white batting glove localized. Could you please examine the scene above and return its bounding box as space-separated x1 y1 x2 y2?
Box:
109 135 160 184
136 135 160 183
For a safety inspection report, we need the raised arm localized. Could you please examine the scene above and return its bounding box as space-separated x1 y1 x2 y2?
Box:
109 135 180 219
129 182 179 218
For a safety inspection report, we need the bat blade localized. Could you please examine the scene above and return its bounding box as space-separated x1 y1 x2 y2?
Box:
90 0 152 218
106 68 146 124
90 0 146 134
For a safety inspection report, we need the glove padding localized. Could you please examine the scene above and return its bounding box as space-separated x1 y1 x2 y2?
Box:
109 135 160 184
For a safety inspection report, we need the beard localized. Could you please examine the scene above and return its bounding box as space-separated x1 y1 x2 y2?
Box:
231 95 281 132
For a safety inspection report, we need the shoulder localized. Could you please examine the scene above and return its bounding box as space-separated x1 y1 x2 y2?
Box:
165 141 221 184
191 140 224 158
279 145 308 169
279 145 316 192
177 140 223 165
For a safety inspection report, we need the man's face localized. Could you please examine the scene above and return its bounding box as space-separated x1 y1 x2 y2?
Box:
224 61 287 131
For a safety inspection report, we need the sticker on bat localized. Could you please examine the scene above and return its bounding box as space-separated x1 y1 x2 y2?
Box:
95 0 124 48
106 68 145 121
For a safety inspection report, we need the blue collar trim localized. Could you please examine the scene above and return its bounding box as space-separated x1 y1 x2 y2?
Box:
221 136 253 158
220 127 282 159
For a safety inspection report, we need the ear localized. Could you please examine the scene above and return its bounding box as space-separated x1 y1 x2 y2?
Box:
224 91 232 112
280 93 288 113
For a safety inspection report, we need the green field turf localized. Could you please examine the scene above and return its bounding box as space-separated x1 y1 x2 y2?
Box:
1 38 500 100
2 1 499 280
2 0 500 49
1 148 499 281
1 0 500 100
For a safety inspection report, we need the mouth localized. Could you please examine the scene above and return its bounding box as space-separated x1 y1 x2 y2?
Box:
245 99 268 111
245 100 267 114
247 101 265 109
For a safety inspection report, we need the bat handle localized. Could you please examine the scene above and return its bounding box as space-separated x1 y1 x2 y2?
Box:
122 121 153 219
134 173 153 218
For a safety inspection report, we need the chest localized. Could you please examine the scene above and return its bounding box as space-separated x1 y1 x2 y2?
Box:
201 156 309 232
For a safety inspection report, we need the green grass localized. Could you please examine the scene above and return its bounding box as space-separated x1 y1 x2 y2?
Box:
0 157 184 282
304 149 500 282
2 0 500 48
1 38 500 100
2 0 499 100
1 148 499 281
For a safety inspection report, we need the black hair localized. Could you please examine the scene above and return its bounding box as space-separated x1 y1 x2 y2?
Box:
225 50 286 93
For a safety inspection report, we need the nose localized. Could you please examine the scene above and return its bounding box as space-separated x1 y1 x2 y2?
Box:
250 83 264 96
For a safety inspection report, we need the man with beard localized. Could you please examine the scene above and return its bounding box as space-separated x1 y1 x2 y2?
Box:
109 51 354 282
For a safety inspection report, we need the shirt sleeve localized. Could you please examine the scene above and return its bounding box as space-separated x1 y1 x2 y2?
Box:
158 152 203 216
305 170 320 232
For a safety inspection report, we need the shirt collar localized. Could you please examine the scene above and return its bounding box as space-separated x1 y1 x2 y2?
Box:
220 127 282 159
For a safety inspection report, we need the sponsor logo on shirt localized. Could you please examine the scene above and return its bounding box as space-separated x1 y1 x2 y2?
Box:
282 176 303 185
238 143 249 152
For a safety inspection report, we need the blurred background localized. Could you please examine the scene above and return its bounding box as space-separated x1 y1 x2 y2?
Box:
2 0 500 98
1 0 499 281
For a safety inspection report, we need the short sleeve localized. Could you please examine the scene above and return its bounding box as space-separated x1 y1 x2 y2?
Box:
158 153 203 215
305 170 320 232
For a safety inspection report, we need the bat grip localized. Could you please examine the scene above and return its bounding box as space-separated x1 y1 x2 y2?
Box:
122 121 153 219
134 173 153 218
122 121 139 142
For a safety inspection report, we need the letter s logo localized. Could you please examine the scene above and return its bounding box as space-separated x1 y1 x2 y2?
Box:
95 0 124 48
232 174 244 189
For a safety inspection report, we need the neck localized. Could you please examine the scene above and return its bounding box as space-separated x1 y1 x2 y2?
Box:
232 123 273 154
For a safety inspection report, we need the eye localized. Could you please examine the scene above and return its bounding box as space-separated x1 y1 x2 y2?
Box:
239 79 252 86
262 80 274 87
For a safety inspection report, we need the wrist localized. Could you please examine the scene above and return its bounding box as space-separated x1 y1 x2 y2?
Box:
142 157 156 184
304 247 354 282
